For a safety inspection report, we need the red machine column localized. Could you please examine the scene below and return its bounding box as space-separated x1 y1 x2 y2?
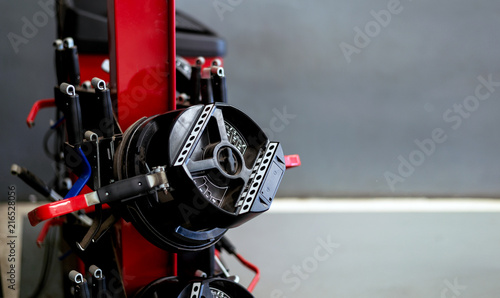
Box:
108 0 176 130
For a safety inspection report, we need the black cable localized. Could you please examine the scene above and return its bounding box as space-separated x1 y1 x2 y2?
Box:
43 128 57 161
43 115 67 161
43 123 66 193
47 109 67 193
28 226 57 298
218 236 237 255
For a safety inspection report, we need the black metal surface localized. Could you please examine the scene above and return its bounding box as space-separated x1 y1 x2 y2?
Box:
57 0 108 54
75 87 118 138
177 246 215 279
61 222 126 298
135 276 253 298
113 103 284 252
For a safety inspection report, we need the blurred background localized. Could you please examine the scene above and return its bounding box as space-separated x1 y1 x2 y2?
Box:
1 0 500 297
2 0 500 198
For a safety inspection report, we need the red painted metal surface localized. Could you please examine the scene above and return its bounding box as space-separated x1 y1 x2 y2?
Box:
36 218 65 247
118 220 176 296
108 0 176 131
26 98 55 128
79 54 110 83
107 0 178 294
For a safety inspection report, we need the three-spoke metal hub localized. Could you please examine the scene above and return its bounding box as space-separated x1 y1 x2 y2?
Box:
114 103 285 251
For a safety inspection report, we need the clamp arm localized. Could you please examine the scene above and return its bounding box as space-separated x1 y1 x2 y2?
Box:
28 170 167 226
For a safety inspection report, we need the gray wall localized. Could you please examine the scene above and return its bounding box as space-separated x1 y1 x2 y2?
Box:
1 0 58 200
2 0 500 198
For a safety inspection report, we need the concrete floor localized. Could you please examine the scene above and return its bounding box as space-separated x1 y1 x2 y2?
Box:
225 200 500 298
2 200 500 297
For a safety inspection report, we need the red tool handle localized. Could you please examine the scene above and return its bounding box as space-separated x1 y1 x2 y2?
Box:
236 253 260 292
36 218 65 247
26 98 56 128
28 194 89 226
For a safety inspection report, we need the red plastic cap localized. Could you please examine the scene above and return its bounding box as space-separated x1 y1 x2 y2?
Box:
285 154 301 169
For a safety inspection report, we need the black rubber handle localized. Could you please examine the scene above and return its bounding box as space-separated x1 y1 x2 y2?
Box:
212 76 227 103
219 236 237 255
55 49 66 85
97 175 151 204
74 282 90 298
91 277 106 297
64 46 80 86
11 164 51 197
95 88 115 138
201 78 214 104
63 92 83 147
189 65 201 105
